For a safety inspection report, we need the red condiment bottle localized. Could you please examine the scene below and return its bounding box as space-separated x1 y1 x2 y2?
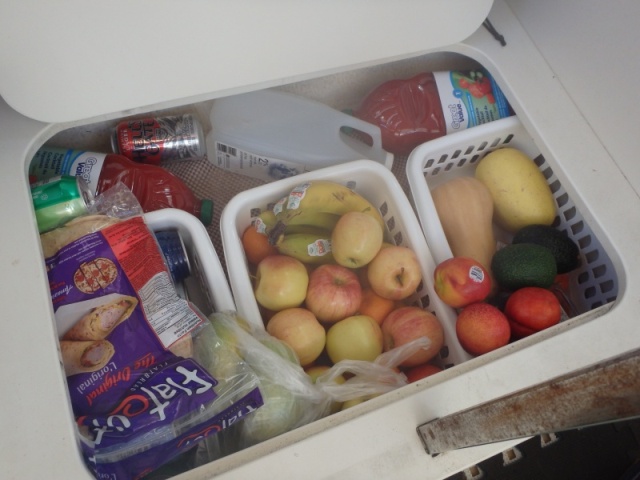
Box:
29 148 213 225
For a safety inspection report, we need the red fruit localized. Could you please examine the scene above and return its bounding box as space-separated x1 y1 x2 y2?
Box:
455 303 511 356
381 306 444 367
433 257 492 308
508 318 537 339
505 287 561 338
404 363 443 383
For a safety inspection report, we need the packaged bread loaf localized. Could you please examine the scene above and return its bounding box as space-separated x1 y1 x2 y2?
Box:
43 208 262 480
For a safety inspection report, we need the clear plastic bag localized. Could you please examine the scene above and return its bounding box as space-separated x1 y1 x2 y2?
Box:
315 337 432 403
195 311 332 463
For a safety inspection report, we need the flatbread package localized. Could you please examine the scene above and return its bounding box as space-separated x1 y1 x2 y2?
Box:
44 214 263 479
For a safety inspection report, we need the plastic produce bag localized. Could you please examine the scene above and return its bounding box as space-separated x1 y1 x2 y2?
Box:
315 337 432 404
41 186 264 479
195 311 332 464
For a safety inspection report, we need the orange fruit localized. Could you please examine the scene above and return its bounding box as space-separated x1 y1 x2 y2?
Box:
358 287 397 325
242 225 278 265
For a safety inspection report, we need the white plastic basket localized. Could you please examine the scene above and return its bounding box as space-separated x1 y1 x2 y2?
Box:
144 208 236 314
406 116 618 316
220 159 474 367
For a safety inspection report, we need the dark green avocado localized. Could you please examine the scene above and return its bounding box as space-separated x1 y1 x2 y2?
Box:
512 224 580 274
491 243 558 291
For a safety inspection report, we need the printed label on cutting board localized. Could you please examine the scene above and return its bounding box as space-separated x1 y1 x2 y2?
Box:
214 141 311 182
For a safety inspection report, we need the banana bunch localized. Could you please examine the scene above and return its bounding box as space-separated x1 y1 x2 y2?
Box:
254 180 383 265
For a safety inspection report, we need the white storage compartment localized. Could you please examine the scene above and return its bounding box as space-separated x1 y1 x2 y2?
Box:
21 56 626 477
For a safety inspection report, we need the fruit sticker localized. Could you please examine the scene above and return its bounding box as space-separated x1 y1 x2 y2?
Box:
468 265 486 283
285 182 311 210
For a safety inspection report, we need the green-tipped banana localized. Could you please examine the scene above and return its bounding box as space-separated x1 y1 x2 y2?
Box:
284 224 337 236
275 232 334 265
254 210 277 234
270 181 383 244
283 211 341 231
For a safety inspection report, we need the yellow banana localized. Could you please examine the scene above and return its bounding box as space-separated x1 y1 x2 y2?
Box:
256 208 339 237
270 181 383 244
283 224 336 236
283 211 341 231
275 232 335 265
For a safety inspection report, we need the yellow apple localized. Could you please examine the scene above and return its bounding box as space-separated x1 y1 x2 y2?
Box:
266 307 326 366
325 314 383 363
331 211 384 268
254 254 309 311
367 246 422 300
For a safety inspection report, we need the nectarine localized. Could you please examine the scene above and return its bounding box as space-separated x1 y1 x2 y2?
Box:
455 303 511 356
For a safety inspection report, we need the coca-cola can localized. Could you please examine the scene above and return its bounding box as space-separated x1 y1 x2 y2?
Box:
112 114 206 165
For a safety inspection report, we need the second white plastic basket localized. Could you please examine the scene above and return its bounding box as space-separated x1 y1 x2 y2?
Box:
406 116 618 316
145 208 236 314
220 159 474 367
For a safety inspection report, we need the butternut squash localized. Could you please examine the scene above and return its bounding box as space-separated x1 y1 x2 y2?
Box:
430 176 496 274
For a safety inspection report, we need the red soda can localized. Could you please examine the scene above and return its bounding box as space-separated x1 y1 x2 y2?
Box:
112 114 206 165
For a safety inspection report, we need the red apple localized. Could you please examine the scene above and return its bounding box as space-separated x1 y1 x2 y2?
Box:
381 306 444 367
325 315 383 363
404 363 443 383
266 307 326 366
305 264 362 323
505 287 562 338
455 302 511 356
367 246 422 301
254 254 309 311
433 257 492 308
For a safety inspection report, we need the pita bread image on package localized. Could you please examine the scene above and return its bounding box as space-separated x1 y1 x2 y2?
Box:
60 339 115 376
63 295 138 341
40 214 121 258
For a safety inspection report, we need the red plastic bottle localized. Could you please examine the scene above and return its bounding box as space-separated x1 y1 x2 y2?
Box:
29 148 213 225
354 70 511 156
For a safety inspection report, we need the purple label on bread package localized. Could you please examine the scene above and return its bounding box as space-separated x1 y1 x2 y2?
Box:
78 357 219 451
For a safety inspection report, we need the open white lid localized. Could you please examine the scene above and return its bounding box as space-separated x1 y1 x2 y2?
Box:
0 0 492 124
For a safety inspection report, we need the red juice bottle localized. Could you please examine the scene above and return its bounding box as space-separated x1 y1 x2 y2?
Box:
29 148 213 225
354 69 512 156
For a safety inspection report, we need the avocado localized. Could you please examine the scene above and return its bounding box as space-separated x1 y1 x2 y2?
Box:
512 224 580 273
491 243 557 291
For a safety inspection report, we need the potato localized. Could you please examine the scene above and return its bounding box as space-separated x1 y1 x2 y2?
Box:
475 148 556 233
